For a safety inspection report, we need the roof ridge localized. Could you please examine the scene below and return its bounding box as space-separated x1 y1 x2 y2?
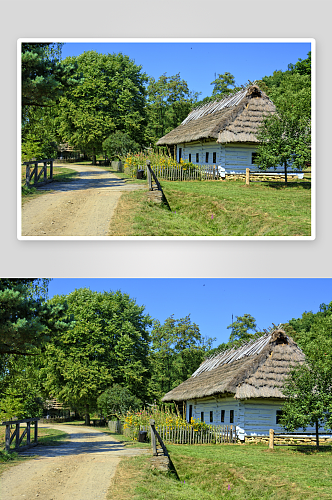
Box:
192 331 278 378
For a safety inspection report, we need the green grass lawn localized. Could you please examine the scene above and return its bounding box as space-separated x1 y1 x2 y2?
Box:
109 178 311 237
107 443 332 500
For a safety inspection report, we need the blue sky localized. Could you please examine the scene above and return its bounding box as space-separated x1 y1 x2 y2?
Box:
60 40 312 99
48 278 331 347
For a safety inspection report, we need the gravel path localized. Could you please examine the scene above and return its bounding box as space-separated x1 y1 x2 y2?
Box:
21 164 145 237
0 424 149 500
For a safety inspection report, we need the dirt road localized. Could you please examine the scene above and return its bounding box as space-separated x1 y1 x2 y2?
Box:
21 164 145 237
0 424 149 500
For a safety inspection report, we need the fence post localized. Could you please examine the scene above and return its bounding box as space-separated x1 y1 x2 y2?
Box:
34 419 38 444
269 429 274 450
5 424 10 451
43 161 47 182
147 161 152 191
34 162 38 185
15 422 20 449
26 165 31 187
246 168 250 185
150 419 157 455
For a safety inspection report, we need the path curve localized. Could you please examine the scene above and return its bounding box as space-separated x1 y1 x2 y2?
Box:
21 164 145 237
0 423 148 500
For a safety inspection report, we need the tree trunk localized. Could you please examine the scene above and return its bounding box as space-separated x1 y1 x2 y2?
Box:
315 420 319 449
85 404 90 426
92 155 97 166
284 161 288 185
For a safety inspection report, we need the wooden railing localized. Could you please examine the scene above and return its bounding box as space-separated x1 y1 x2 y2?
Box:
23 159 54 187
2 418 39 452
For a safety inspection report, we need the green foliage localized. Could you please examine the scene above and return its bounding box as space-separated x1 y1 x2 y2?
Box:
0 279 70 356
256 53 311 179
211 72 238 97
21 43 80 109
148 315 214 400
97 384 142 419
57 51 148 159
102 131 139 161
280 359 332 438
281 301 332 439
145 73 200 144
41 288 152 421
226 314 258 343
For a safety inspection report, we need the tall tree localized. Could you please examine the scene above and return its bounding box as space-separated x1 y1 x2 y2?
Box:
256 72 311 183
41 288 151 424
145 73 200 144
149 315 214 400
0 279 70 356
280 300 332 446
21 43 80 161
226 314 258 343
57 51 147 164
210 72 238 97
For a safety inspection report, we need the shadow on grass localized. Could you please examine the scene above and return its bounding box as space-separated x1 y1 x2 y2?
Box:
292 445 332 455
257 181 311 190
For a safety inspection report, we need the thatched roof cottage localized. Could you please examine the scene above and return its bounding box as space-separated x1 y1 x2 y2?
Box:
162 330 313 440
157 85 279 174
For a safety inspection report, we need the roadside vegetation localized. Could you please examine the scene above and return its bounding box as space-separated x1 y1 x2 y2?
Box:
108 443 332 500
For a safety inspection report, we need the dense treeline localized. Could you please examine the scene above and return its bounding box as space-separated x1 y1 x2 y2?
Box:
21 43 311 168
1 279 330 431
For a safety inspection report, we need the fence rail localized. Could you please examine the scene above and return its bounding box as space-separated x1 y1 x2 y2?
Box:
1 418 39 452
126 162 307 183
23 159 54 187
123 422 237 445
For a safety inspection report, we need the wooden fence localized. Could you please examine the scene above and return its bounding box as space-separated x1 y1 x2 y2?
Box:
268 429 332 449
23 159 54 187
126 163 222 182
2 418 39 452
123 422 237 445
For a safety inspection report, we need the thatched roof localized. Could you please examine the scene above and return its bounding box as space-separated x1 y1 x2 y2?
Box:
162 330 305 402
156 85 276 146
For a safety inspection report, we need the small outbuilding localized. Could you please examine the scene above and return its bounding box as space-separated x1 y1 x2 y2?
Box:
161 330 319 441
156 85 280 174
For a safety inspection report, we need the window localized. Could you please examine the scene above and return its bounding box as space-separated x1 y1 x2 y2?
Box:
201 412 204 422
210 411 213 423
179 148 182 162
196 153 199 163
206 152 209 163
189 153 191 162
221 410 225 423
213 152 216 163
230 410 234 424
188 405 193 423
252 152 258 165
276 410 283 424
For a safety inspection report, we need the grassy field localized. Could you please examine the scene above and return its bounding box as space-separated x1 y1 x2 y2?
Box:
109 177 311 237
108 442 332 500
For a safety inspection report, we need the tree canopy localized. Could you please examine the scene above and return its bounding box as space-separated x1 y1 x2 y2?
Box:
148 315 214 400
41 288 151 424
0 279 71 356
56 51 148 163
145 73 200 144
